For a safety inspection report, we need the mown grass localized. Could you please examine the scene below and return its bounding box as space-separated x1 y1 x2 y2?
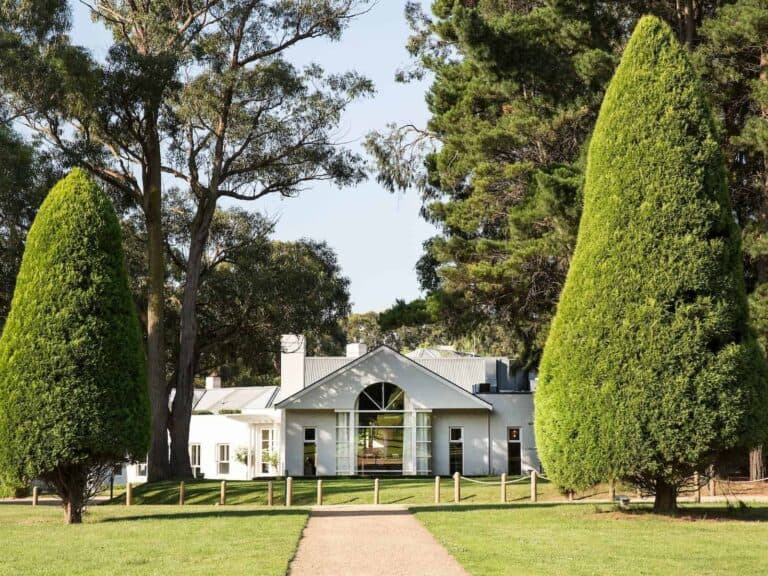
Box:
415 503 768 576
120 476 631 506
0 504 308 576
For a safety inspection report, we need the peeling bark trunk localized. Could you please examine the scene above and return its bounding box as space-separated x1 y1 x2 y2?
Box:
653 478 678 514
169 199 216 478
144 123 170 482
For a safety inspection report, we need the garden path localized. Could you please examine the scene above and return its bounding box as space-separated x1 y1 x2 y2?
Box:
288 504 469 576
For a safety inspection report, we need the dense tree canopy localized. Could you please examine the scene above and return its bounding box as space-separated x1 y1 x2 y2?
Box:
0 0 373 479
535 17 768 513
0 127 61 328
0 169 149 523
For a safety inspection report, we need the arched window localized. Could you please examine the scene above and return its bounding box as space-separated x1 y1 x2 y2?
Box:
357 382 404 412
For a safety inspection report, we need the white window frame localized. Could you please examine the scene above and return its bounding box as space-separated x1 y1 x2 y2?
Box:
448 426 464 475
136 455 148 477
304 427 318 476
189 444 201 478
216 443 230 476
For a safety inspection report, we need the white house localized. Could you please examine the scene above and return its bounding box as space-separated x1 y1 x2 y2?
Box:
127 335 538 482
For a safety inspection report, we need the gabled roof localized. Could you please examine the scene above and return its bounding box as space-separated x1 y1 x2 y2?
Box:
275 345 492 411
193 386 279 413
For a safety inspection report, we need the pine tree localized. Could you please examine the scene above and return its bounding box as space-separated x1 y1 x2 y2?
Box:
535 16 768 513
0 169 149 523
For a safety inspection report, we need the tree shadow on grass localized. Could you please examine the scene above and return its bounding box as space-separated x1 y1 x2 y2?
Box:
100 508 309 523
606 504 768 523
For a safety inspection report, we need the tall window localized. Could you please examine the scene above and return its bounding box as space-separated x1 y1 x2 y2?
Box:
415 412 432 475
261 429 275 474
357 382 405 475
304 427 317 476
508 428 522 475
449 427 463 475
217 444 230 476
336 412 353 475
189 444 201 478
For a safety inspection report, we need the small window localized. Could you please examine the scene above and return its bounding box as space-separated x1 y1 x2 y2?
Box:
449 427 463 475
450 427 463 442
217 444 230 476
304 428 316 442
508 428 520 442
189 444 201 478
304 427 317 476
508 427 522 476
137 455 148 477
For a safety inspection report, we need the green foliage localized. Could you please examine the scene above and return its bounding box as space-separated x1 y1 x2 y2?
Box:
0 125 61 329
536 17 768 494
0 169 149 486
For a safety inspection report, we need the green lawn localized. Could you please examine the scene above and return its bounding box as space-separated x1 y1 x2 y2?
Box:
415 503 768 576
122 476 622 506
0 504 308 576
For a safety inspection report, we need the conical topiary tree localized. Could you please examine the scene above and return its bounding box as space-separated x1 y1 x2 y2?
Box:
535 16 768 513
0 169 149 523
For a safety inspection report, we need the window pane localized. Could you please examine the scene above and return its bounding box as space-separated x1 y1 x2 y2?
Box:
304 428 316 442
508 428 520 442
449 427 462 442
449 443 463 475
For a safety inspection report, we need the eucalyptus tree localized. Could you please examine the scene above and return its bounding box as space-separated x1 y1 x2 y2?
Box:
0 0 372 478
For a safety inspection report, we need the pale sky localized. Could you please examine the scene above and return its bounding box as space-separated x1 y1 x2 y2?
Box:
70 1 436 313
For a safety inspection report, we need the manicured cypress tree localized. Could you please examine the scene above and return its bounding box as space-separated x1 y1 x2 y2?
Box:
0 169 149 523
535 16 768 513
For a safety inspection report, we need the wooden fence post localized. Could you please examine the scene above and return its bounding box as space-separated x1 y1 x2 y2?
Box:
531 470 537 503
453 472 460 503
267 480 274 506
286 477 293 507
434 476 440 504
694 472 701 503
374 478 380 505
608 478 615 502
500 473 507 503
179 481 185 506
126 482 132 506
317 479 323 506
32 486 39 506
568 490 574 502
709 476 716 497
220 480 227 506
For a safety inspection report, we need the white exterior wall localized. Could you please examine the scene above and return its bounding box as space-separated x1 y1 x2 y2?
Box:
432 411 490 476
188 415 252 480
481 393 539 475
284 410 337 476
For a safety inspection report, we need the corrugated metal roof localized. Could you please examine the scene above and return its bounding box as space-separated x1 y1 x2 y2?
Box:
301 354 499 391
415 358 491 389
193 386 279 413
304 357 352 386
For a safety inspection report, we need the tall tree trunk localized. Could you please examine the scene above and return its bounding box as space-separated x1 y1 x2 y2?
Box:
676 0 697 48
748 445 763 481
169 199 215 478
751 48 768 484
144 124 170 482
653 478 678 514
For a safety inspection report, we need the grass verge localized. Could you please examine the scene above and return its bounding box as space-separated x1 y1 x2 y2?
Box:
0 504 308 576
414 503 768 576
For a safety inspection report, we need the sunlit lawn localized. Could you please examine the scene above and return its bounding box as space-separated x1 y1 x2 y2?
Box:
123 476 629 506
0 504 308 576
415 503 768 576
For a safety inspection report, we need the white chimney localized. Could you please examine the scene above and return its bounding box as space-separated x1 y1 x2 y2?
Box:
280 334 306 399
346 342 368 358
205 372 222 390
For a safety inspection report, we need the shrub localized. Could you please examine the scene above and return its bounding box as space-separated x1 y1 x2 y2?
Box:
535 16 768 513
0 169 149 523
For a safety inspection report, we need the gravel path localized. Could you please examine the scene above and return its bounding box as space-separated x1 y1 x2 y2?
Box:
288 505 469 576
